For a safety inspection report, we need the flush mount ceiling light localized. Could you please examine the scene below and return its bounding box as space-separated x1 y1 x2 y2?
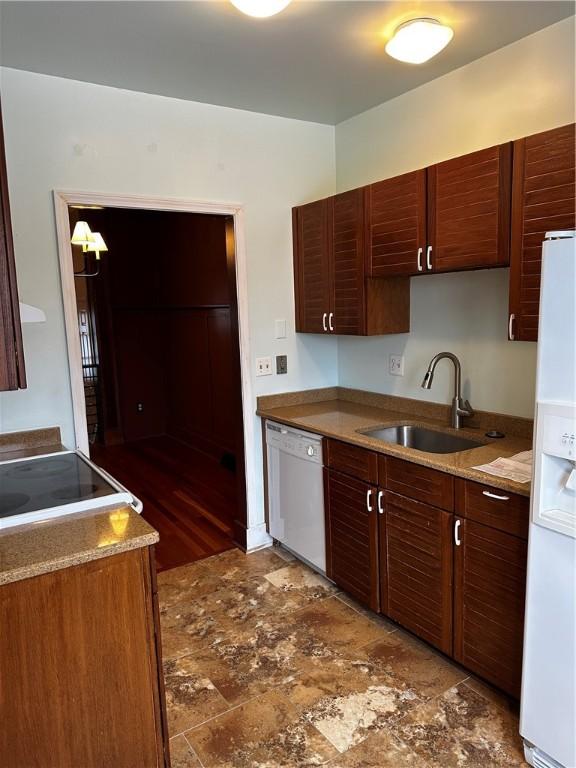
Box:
385 18 454 64
230 0 292 18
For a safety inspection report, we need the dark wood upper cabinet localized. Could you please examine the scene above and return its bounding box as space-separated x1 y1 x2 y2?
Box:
428 143 512 273
0 98 26 391
366 169 427 277
325 468 380 611
293 190 410 336
331 188 366 335
384 490 453 655
454 517 528 698
293 197 331 334
509 123 576 341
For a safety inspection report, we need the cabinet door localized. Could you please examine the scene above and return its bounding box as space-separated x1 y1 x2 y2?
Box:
454 517 527 697
0 98 26 391
326 470 379 611
366 170 427 277
293 198 331 333
509 123 575 341
384 491 453 654
0 549 168 767
428 143 512 273
332 188 366 335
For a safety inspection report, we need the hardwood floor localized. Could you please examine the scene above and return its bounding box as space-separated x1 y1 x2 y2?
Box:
91 436 237 571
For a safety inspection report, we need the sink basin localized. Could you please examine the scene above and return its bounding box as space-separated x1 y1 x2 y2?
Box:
361 425 484 454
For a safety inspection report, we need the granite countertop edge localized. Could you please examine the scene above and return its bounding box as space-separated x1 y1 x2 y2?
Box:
0 527 159 587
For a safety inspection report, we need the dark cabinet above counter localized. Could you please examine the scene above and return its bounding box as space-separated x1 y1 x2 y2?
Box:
293 188 410 336
293 122 575 339
0 97 26 391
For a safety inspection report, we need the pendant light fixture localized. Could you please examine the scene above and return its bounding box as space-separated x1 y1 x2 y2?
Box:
385 18 454 64
230 0 292 18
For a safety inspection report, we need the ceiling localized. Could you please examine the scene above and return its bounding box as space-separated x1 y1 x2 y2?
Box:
0 1 573 124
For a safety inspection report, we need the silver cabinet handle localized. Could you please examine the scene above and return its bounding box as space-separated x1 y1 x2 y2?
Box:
482 490 510 501
377 490 384 515
508 313 515 340
426 245 432 270
322 312 327 332
366 489 373 512
417 247 423 272
454 519 462 546
328 312 334 332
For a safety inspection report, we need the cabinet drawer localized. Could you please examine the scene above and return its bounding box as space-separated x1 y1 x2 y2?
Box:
456 479 529 540
384 456 454 511
326 439 378 484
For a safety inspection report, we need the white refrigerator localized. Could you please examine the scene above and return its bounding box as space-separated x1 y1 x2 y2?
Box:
521 231 576 768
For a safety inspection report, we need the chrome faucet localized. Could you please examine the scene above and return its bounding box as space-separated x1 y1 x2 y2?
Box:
421 352 474 429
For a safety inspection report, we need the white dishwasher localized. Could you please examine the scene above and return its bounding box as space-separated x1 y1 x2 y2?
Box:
266 420 325 573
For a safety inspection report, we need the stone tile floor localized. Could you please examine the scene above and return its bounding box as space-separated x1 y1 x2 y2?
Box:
157 547 527 768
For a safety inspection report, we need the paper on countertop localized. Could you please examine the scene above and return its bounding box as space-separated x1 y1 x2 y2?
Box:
473 450 533 484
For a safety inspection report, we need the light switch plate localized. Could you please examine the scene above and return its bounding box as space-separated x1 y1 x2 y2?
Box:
256 356 273 376
275 319 287 339
389 354 405 377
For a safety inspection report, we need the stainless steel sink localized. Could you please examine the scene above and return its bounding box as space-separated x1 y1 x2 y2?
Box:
360 425 484 454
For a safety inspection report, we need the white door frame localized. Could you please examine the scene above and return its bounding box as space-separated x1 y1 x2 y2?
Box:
53 189 257 543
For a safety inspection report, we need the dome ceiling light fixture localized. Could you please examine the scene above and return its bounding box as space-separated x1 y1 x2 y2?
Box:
230 0 292 18
385 18 454 64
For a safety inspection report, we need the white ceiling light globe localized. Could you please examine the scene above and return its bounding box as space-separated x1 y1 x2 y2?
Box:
385 18 454 64
230 0 292 18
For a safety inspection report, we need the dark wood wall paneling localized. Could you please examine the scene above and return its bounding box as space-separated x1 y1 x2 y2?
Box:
72 208 240 457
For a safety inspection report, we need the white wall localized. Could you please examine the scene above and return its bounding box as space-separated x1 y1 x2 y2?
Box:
0 67 337 546
336 18 575 418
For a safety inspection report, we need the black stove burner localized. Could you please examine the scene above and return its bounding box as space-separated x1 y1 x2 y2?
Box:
51 484 101 501
0 452 123 523
6 458 72 480
0 492 31 515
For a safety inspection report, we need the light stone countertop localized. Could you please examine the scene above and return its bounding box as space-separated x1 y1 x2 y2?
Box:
257 389 532 498
0 505 158 586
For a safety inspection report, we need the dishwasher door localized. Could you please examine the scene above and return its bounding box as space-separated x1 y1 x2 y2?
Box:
266 421 325 573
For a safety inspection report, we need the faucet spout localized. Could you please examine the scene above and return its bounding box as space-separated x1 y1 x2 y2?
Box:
421 352 473 429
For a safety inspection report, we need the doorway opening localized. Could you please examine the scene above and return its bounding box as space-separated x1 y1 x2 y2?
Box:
65 203 247 571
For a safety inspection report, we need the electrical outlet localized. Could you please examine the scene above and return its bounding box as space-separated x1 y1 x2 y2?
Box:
276 355 287 374
136 402 144 413
256 356 273 376
389 354 405 377
275 319 287 339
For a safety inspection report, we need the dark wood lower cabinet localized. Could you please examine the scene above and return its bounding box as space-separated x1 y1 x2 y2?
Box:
324 439 529 697
384 491 453 655
0 548 169 768
325 469 379 611
454 517 528 698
